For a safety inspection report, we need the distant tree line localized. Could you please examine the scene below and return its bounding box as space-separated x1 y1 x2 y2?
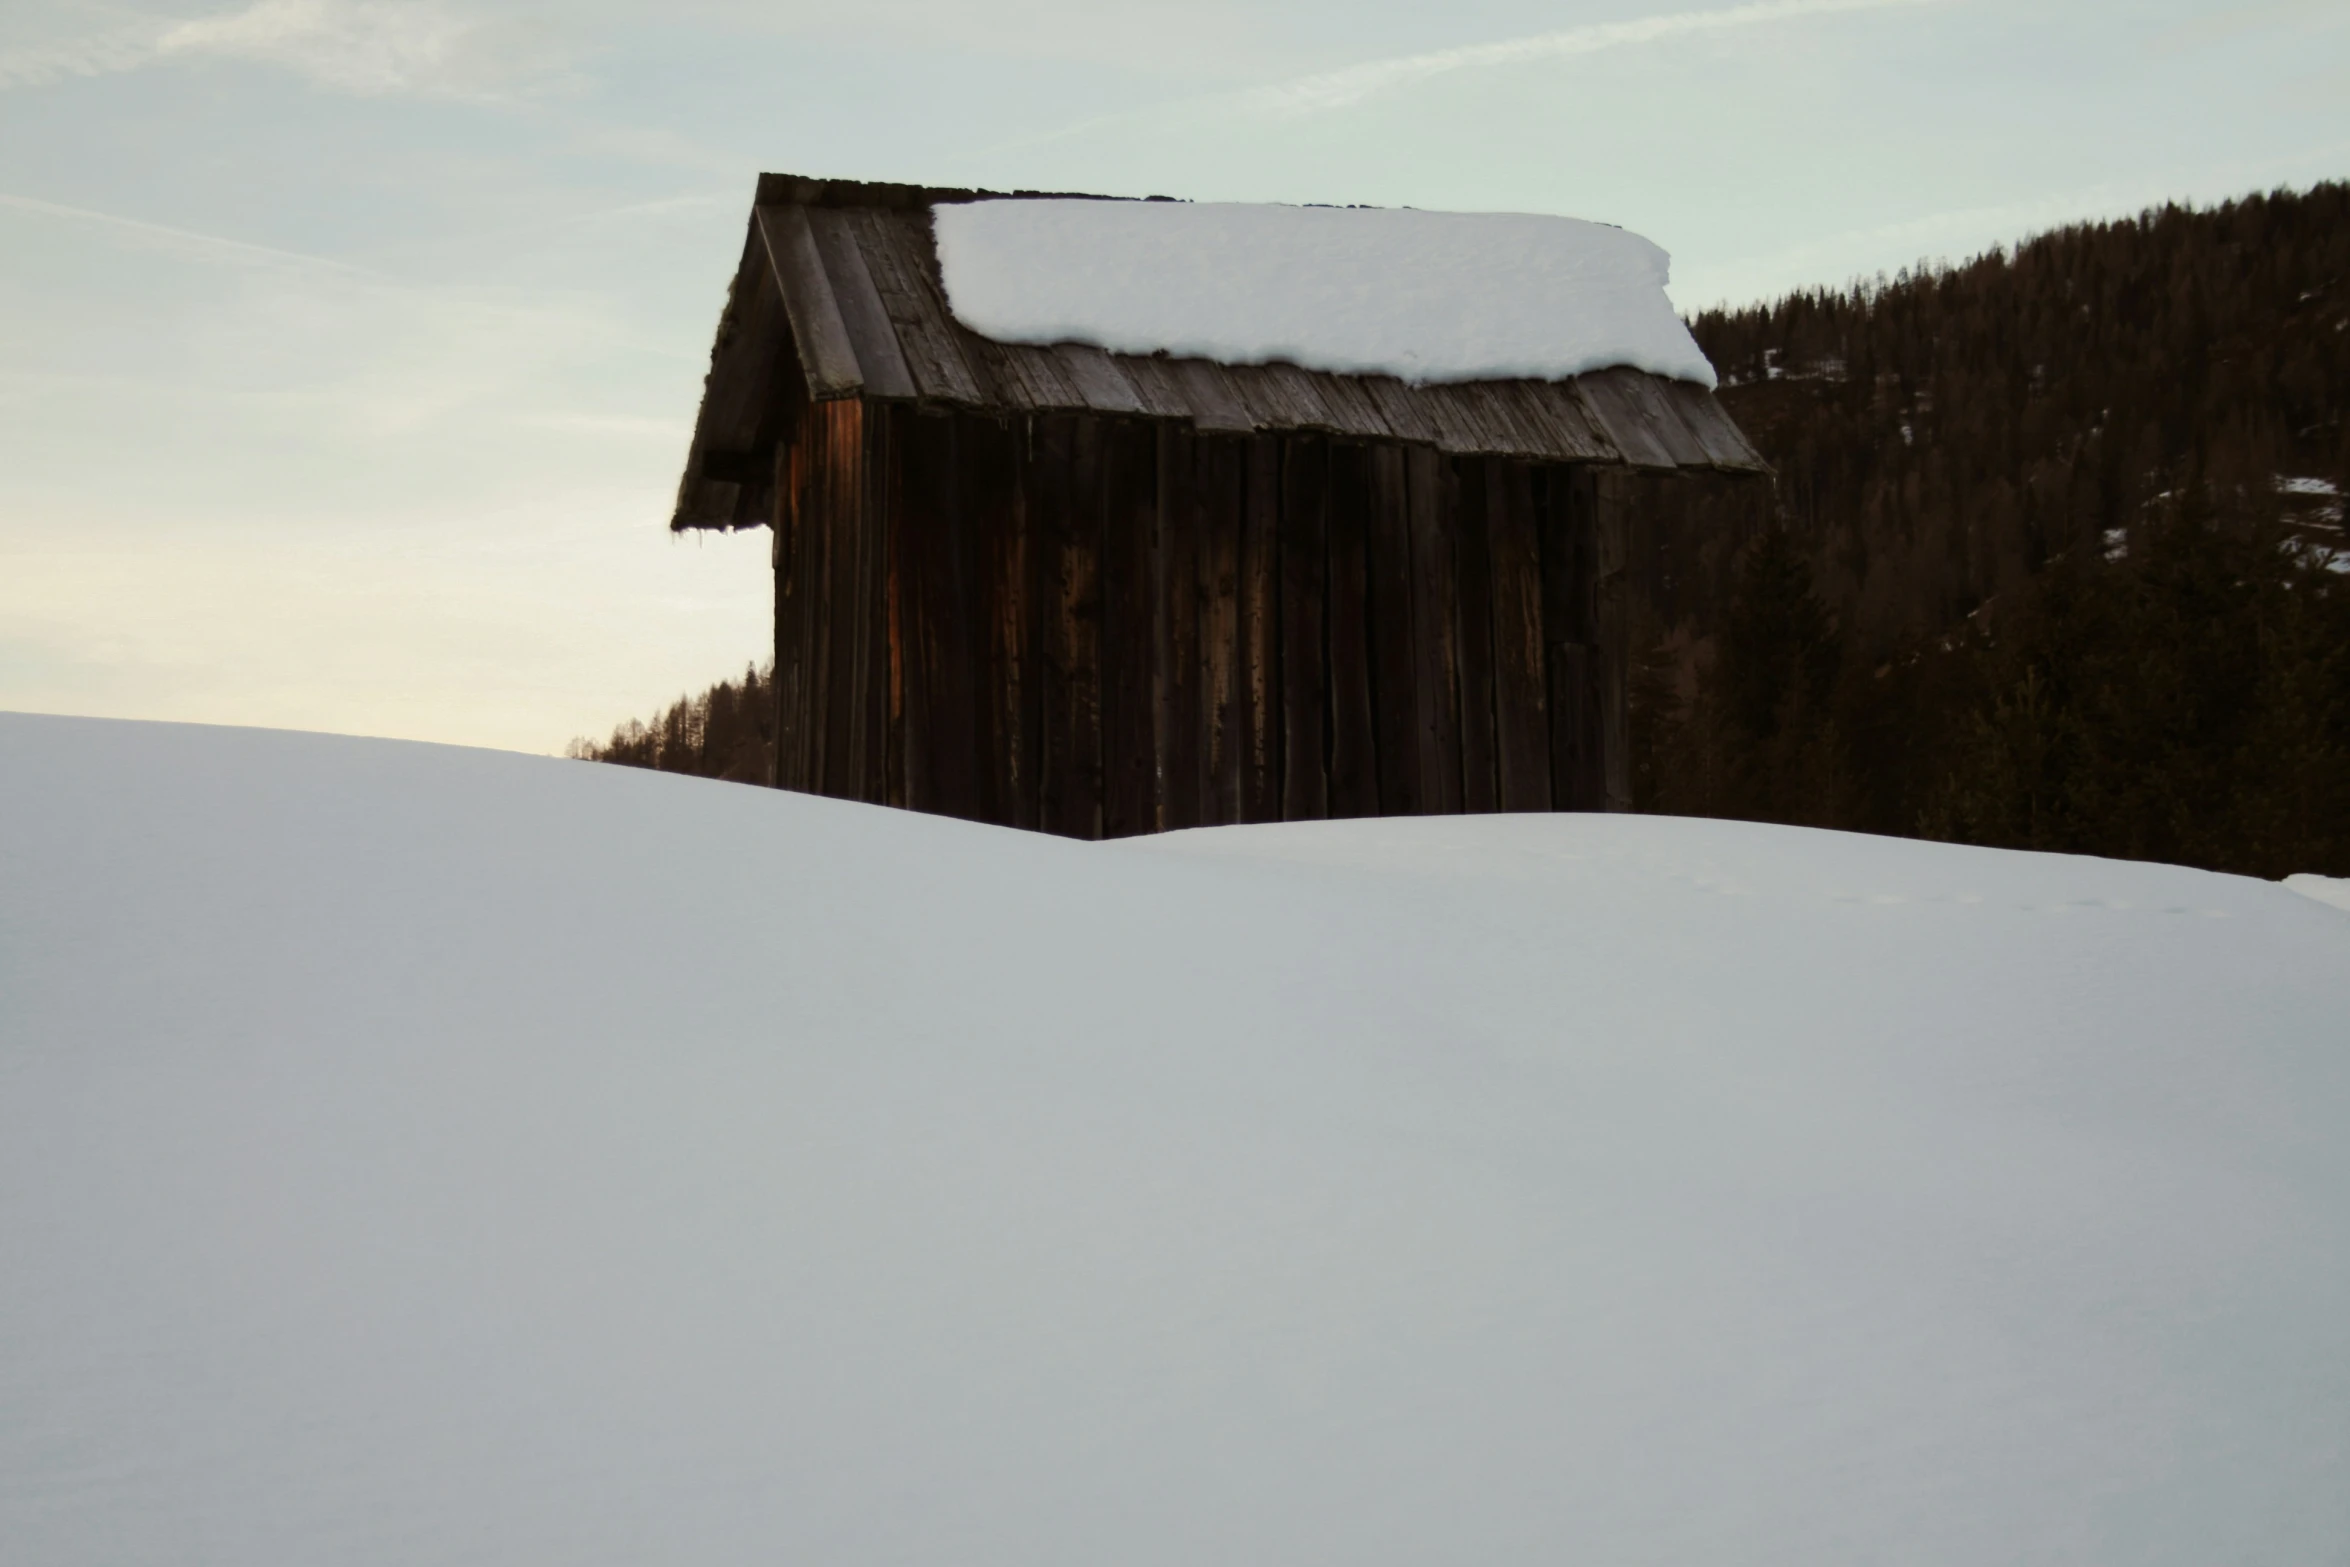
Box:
568 662 774 784
574 184 2350 875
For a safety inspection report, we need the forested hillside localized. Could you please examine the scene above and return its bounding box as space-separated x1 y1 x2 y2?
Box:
1639 182 2350 875
574 183 2350 875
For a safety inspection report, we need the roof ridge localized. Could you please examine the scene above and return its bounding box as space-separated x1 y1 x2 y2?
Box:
752 173 1160 211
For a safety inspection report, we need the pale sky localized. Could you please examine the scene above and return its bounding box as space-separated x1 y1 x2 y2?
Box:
3 0 2345 754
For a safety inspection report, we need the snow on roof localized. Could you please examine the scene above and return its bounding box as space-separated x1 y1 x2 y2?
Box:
933 198 1719 389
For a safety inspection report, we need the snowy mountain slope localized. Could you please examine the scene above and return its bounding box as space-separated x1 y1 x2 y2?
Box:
2 711 2345 1567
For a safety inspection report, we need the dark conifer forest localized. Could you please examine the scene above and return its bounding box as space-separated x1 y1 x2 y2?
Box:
567 662 776 784
1634 181 2350 877
575 183 2350 875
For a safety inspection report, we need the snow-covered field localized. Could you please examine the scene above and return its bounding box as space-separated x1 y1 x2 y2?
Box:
2 711 2345 1566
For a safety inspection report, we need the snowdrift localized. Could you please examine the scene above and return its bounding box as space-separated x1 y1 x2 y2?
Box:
2 711 2345 1567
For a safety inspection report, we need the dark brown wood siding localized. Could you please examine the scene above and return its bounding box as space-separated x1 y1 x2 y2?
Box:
774 401 1634 837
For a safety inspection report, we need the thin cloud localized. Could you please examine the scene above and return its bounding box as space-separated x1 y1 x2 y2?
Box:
2149 0 2349 55
550 192 738 228
160 0 489 95
1251 0 1955 117
985 0 1953 158
0 188 378 275
0 0 571 98
0 23 159 89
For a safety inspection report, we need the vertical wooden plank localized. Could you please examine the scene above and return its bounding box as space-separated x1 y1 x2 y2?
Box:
876 406 908 808
903 409 980 819
1099 420 1159 838
1278 435 1329 822
806 401 842 797
1157 425 1204 830
1452 456 1500 814
967 414 1028 827
792 402 824 793
1030 413 1070 832
1029 413 1066 831
1365 445 1421 816
860 403 894 803
769 493 784 789
1572 467 1609 814
1538 464 1576 810
1488 458 1551 813
1595 466 1633 813
1017 420 1049 830
822 398 867 801
1324 442 1380 818
844 400 878 803
813 402 841 796
1240 434 1282 823
1001 415 1035 827
1540 465 1605 811
895 404 940 813
1200 436 1245 826
1550 642 1596 812
1070 419 1106 838
1405 445 1463 816
800 408 832 795
1038 413 1105 838
772 433 806 790
938 413 985 821
885 403 926 810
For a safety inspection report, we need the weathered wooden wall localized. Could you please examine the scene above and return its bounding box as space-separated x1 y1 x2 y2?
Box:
773 400 1632 836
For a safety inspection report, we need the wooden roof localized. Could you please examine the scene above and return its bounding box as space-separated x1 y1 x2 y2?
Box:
673 175 1768 531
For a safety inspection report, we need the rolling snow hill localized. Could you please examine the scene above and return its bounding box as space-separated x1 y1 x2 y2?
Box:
2 711 2346 1566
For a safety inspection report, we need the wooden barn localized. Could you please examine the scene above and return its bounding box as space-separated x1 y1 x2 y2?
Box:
670 174 1766 837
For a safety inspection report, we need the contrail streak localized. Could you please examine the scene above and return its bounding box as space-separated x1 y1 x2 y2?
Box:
1251 0 1953 117
982 0 1953 158
0 191 378 276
